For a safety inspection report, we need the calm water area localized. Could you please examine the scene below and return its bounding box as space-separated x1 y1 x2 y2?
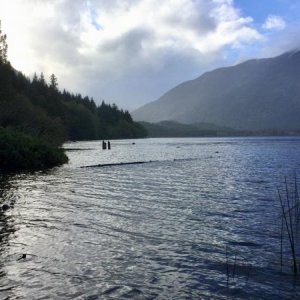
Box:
1 137 300 299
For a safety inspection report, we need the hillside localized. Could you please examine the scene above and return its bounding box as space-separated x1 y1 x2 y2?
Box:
140 121 236 137
0 62 147 171
0 22 147 171
0 62 147 143
132 50 300 131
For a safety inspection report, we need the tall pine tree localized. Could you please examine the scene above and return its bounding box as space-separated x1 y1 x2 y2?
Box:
50 74 58 90
0 20 8 64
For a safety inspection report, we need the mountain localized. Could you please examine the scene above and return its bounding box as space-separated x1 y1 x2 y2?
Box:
132 50 300 131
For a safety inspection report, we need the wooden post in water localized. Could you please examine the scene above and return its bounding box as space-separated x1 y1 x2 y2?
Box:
108 141 111 150
102 140 107 150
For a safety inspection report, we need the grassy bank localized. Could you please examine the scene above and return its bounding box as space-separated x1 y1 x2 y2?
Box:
0 128 68 171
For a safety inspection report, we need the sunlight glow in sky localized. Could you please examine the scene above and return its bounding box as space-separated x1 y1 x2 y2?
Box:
0 0 299 109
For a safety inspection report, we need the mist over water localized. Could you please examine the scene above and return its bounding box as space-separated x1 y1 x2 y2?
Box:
1 137 300 299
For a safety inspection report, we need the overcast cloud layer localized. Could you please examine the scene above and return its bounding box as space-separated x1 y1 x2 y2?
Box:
0 0 299 109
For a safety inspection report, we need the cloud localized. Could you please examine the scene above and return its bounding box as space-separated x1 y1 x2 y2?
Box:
262 15 286 31
0 0 264 109
259 27 300 58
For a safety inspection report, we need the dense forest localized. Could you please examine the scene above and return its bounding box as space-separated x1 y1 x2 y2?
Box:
140 120 300 137
140 121 236 137
0 22 146 170
0 63 147 145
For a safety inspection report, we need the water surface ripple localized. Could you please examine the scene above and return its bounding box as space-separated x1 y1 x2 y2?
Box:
1 137 300 299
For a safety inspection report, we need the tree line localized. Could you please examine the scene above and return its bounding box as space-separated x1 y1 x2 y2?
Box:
0 22 146 147
0 21 147 170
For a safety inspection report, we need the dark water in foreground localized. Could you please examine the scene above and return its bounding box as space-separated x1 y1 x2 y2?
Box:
1 137 300 299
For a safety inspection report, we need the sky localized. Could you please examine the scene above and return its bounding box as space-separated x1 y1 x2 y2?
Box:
0 0 299 110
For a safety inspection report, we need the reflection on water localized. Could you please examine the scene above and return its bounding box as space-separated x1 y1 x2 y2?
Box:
0 175 17 299
1 137 300 299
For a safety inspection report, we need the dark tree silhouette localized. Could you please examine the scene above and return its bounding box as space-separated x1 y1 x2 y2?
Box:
0 18 147 145
0 21 8 64
49 74 58 90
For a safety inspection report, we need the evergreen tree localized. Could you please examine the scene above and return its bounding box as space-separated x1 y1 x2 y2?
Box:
32 72 38 83
49 74 58 90
0 20 8 64
0 22 147 142
40 72 46 86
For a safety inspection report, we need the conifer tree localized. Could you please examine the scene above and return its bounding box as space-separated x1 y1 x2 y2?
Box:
0 20 8 64
32 72 38 82
50 74 58 90
39 72 47 86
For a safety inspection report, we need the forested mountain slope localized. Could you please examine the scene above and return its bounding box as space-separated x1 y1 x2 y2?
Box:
132 51 300 131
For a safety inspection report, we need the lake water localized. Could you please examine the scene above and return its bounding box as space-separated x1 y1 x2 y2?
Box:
1 137 300 299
